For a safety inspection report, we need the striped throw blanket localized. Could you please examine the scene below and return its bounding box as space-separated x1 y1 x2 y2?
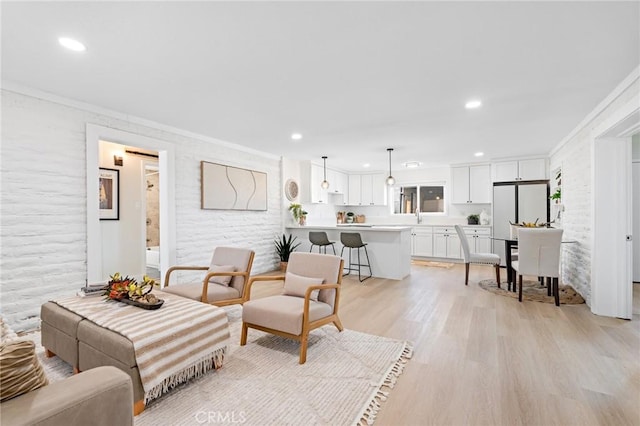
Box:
53 290 230 403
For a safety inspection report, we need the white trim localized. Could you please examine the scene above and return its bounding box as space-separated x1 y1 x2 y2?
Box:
86 124 176 284
550 66 640 156
3 81 279 160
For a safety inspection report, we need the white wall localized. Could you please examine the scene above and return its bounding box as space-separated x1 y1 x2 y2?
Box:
549 75 639 305
1 89 282 331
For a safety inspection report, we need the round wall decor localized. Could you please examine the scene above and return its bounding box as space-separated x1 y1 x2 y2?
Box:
285 179 299 201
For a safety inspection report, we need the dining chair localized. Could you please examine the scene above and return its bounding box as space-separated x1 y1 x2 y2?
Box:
454 225 501 286
511 228 563 306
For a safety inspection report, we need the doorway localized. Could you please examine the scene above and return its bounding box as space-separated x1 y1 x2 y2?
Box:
144 163 160 279
86 124 176 284
592 111 639 319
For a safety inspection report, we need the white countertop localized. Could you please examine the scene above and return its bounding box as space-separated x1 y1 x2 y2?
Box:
289 224 491 230
285 225 412 232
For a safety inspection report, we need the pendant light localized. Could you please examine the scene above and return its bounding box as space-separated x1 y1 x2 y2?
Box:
386 148 395 185
321 156 330 189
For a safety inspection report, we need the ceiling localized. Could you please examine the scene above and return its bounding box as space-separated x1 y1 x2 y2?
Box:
2 2 639 172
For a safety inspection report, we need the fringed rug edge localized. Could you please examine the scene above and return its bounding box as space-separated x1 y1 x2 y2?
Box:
355 341 414 426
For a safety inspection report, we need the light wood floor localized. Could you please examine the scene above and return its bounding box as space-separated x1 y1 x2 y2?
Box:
251 263 640 426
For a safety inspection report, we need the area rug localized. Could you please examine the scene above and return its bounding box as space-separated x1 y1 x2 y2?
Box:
412 259 455 268
478 279 585 304
28 306 412 426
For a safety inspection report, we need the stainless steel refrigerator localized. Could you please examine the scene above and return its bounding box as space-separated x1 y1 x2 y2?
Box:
492 181 550 265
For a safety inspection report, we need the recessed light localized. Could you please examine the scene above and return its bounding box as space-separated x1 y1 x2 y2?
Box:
362 163 370 168
291 133 302 140
58 37 86 52
474 152 484 157
465 100 482 109
403 161 421 168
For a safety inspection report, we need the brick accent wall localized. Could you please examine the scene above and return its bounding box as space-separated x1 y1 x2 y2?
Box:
1 90 281 331
549 78 639 305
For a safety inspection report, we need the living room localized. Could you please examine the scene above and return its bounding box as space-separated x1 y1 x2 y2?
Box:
1 2 639 425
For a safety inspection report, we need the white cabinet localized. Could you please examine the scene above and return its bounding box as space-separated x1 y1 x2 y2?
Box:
493 158 547 182
432 226 461 259
309 164 328 203
347 175 362 205
411 227 433 257
327 169 348 205
451 165 491 203
462 226 491 254
347 173 387 206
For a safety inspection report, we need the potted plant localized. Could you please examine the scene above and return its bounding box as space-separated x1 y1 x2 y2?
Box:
550 187 561 203
346 212 355 223
274 233 301 271
288 203 308 226
467 214 480 225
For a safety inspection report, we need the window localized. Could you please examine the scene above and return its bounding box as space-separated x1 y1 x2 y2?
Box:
393 184 445 214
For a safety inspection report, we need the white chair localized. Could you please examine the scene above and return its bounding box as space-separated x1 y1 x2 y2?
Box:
454 225 501 286
241 252 344 364
511 228 563 305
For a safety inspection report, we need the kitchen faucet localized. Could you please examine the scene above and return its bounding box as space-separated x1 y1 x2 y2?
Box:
415 208 421 224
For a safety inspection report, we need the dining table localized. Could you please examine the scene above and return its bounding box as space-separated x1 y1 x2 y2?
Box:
492 237 577 292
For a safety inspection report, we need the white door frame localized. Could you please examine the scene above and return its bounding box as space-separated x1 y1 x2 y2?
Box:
86 124 176 283
591 108 639 319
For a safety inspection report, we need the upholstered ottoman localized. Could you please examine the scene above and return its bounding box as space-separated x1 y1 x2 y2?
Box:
41 302 83 373
41 293 230 415
77 320 146 414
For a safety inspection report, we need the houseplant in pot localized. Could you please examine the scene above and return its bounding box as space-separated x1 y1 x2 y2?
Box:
467 214 480 225
275 233 301 271
288 203 308 226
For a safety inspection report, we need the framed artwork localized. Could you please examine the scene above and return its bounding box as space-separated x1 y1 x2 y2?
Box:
99 168 120 220
201 161 267 211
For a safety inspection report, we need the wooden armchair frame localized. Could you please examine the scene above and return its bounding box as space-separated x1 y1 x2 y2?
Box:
240 259 344 364
163 251 255 306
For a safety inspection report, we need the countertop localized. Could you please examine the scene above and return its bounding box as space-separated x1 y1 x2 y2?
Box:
285 225 412 232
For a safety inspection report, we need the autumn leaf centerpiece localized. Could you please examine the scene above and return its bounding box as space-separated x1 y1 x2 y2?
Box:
104 272 159 305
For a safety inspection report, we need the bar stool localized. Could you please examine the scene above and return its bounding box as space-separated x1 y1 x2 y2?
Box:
309 232 336 254
340 232 372 282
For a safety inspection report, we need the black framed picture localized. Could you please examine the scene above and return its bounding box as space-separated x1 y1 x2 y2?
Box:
99 168 120 220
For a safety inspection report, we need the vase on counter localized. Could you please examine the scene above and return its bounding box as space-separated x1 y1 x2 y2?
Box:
299 216 306 226
480 209 490 225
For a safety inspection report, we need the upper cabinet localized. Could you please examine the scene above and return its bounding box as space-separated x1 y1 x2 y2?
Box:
492 158 547 182
309 163 328 203
301 162 351 204
451 165 491 203
347 173 387 206
327 168 348 205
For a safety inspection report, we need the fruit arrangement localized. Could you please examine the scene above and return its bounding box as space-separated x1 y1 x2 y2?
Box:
104 273 158 304
510 219 554 228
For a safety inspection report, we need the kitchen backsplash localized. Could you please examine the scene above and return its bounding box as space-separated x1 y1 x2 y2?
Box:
299 203 492 226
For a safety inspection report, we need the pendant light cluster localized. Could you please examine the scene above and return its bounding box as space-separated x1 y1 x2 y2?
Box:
386 148 395 185
321 156 330 189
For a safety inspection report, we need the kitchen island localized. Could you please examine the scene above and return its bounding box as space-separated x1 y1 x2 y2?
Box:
285 225 412 280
